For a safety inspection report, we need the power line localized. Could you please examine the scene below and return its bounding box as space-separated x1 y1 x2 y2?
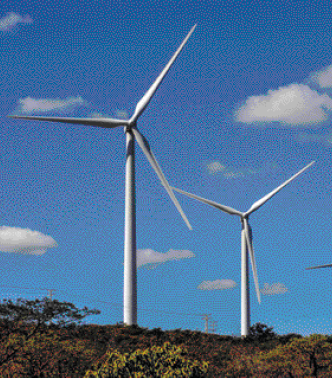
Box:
0 286 207 317
0 285 54 292
0 285 235 330
0 286 56 300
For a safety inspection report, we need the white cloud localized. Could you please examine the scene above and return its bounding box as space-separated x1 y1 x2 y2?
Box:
137 248 194 268
90 112 107 118
0 12 33 32
207 161 226 174
310 64 332 89
197 279 237 290
0 226 58 255
15 96 88 114
89 110 129 119
115 109 129 119
206 161 258 178
223 170 245 179
261 282 288 295
235 84 332 126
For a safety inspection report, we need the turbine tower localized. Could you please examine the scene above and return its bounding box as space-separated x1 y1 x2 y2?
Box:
9 25 196 326
173 161 314 337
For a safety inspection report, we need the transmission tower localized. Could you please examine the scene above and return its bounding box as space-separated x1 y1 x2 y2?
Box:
210 320 218 334
202 314 212 333
47 289 56 300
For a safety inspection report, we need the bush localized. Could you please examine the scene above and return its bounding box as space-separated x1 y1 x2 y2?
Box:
248 322 277 342
84 341 209 377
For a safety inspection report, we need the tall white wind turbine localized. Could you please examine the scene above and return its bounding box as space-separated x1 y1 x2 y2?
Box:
173 161 314 337
9 25 196 326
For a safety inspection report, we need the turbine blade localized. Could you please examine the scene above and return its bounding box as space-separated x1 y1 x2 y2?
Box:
306 263 332 270
132 128 192 230
243 218 261 303
8 115 128 129
130 24 196 122
172 187 243 217
246 161 315 216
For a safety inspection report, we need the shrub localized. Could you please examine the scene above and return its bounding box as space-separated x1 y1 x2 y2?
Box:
84 341 209 377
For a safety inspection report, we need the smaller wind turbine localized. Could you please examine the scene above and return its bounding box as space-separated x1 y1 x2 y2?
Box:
173 161 314 337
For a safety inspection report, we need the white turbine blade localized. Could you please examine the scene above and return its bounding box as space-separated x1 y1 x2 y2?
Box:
172 187 243 217
246 161 315 216
243 218 261 304
306 263 332 270
8 115 128 129
132 128 192 230
130 24 196 122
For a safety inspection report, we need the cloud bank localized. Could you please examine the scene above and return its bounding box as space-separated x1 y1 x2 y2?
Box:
197 279 237 290
0 226 58 255
14 96 88 115
137 248 194 269
261 282 288 295
0 12 33 32
234 58 332 130
235 84 332 126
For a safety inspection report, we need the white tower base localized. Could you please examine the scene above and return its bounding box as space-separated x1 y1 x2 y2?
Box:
241 226 250 337
123 129 137 325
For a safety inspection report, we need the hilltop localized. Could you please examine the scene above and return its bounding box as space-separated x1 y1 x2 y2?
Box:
0 298 331 377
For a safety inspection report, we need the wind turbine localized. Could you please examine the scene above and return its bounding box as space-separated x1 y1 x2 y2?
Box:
9 25 196 326
173 161 314 337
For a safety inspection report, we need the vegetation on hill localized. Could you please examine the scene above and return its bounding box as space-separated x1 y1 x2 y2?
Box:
0 297 331 377
84 341 209 377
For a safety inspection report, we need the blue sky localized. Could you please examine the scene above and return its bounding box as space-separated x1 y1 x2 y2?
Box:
0 0 332 336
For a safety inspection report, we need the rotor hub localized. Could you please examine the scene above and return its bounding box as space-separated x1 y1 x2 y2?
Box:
124 122 135 133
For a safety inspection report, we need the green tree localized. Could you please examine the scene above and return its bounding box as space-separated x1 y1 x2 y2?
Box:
0 329 100 378
248 322 277 342
0 297 100 371
256 334 332 377
0 297 100 327
84 341 209 377
222 344 261 377
224 334 332 377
